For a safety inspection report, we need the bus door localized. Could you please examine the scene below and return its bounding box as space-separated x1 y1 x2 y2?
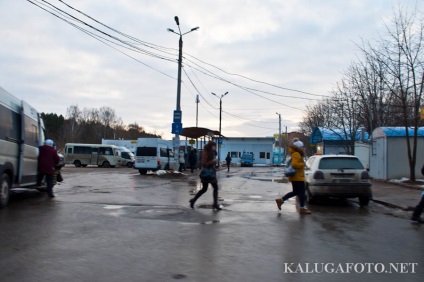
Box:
91 147 99 165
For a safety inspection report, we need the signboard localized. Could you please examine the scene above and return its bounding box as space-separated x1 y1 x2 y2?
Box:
173 110 182 123
189 139 195 145
172 122 183 134
218 138 223 145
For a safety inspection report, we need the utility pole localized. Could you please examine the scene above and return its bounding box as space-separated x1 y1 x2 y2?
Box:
212 91 229 167
285 125 288 162
167 17 199 157
276 112 282 166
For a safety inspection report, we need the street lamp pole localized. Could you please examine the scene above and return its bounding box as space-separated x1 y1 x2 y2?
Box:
167 17 199 156
276 112 282 166
212 91 228 167
196 95 200 127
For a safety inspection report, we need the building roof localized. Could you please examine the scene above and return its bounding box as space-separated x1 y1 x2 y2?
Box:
372 127 424 138
310 127 369 144
180 127 220 139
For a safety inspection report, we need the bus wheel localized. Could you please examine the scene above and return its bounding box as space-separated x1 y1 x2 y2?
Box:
74 160 82 167
102 161 110 168
0 173 11 208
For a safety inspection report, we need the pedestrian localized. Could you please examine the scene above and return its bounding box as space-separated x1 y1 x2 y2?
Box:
275 139 311 214
225 152 232 172
178 149 185 172
188 148 197 173
411 163 424 223
189 141 222 210
37 139 60 198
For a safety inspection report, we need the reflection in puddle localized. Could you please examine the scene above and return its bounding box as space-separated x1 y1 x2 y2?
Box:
103 205 125 209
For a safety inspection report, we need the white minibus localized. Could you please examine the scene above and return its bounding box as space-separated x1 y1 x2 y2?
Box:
63 143 122 168
0 86 45 208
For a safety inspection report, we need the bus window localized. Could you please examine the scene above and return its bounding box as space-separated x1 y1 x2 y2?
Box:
105 148 112 155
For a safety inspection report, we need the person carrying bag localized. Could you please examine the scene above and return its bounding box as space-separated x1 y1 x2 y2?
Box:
189 141 222 210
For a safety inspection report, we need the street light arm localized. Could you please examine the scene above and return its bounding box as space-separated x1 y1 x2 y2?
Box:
167 28 180 35
182 27 200 36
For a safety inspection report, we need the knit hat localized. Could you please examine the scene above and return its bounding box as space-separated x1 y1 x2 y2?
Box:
44 139 54 146
293 140 304 148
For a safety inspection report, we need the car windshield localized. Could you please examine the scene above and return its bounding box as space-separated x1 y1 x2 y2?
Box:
318 157 364 170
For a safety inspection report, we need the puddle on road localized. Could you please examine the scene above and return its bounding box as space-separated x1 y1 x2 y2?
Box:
104 205 126 209
102 204 219 224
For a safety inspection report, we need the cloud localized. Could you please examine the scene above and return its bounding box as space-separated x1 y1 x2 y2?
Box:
0 0 421 139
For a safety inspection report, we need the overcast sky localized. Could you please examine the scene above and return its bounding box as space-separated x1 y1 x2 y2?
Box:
0 0 421 139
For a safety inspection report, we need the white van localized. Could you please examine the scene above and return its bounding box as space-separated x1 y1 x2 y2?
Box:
0 87 45 208
119 147 134 168
134 138 178 174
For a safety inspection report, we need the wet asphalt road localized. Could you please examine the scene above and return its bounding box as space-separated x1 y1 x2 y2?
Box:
1 166 423 282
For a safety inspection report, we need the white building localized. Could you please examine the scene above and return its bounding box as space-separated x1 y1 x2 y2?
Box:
218 137 275 166
369 127 424 180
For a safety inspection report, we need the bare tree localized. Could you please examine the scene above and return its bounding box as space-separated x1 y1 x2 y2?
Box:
360 8 424 181
65 105 81 142
99 106 116 139
299 98 334 134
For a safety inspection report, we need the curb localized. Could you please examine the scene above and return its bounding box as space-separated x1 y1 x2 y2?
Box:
371 179 424 191
371 199 414 211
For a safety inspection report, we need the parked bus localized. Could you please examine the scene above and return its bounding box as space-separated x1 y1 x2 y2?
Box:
0 86 46 208
63 143 122 168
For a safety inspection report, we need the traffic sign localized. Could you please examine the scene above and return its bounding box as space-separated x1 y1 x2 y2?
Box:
172 122 183 134
173 110 182 123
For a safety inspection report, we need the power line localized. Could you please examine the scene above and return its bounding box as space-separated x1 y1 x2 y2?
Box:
27 0 320 115
184 53 330 98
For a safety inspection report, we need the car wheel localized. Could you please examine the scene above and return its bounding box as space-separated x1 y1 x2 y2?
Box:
359 196 370 207
0 173 11 208
103 161 110 168
139 169 147 175
74 160 81 167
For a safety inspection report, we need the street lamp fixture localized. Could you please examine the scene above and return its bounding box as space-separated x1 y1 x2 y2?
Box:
167 16 199 156
212 91 229 167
